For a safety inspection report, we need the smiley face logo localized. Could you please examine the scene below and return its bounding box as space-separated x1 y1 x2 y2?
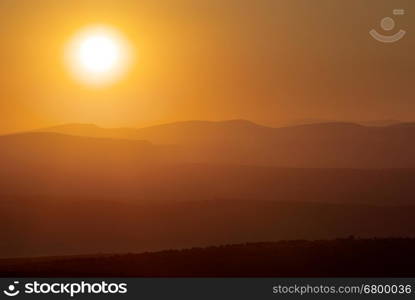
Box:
3 281 20 297
370 9 406 43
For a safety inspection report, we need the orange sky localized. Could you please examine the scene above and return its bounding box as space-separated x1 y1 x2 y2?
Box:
0 0 414 134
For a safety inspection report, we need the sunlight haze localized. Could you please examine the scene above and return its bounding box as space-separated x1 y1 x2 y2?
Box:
0 0 413 133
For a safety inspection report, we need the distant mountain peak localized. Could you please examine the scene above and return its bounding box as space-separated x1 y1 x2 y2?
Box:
44 123 101 130
136 119 269 132
221 119 258 125
359 120 403 127
388 122 415 128
282 121 365 130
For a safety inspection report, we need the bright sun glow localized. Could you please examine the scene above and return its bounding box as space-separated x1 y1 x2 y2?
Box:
66 26 133 86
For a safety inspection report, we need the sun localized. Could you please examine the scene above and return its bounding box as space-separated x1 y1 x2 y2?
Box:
65 25 133 86
79 35 119 73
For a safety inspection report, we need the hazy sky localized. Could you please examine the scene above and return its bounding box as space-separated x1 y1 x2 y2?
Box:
0 0 414 133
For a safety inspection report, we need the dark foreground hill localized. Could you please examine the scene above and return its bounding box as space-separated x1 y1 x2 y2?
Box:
1 238 415 277
2 198 415 258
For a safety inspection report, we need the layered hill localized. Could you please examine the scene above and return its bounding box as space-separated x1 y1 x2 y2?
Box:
39 120 415 168
0 123 414 258
0 132 414 202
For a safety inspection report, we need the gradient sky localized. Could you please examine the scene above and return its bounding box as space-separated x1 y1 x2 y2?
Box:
0 0 414 133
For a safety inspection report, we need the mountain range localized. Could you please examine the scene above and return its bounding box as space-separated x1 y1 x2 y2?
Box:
35 120 415 168
1 120 415 258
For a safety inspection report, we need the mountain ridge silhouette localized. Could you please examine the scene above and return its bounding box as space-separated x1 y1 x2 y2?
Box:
1 123 415 259
27 120 415 168
2 238 415 277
